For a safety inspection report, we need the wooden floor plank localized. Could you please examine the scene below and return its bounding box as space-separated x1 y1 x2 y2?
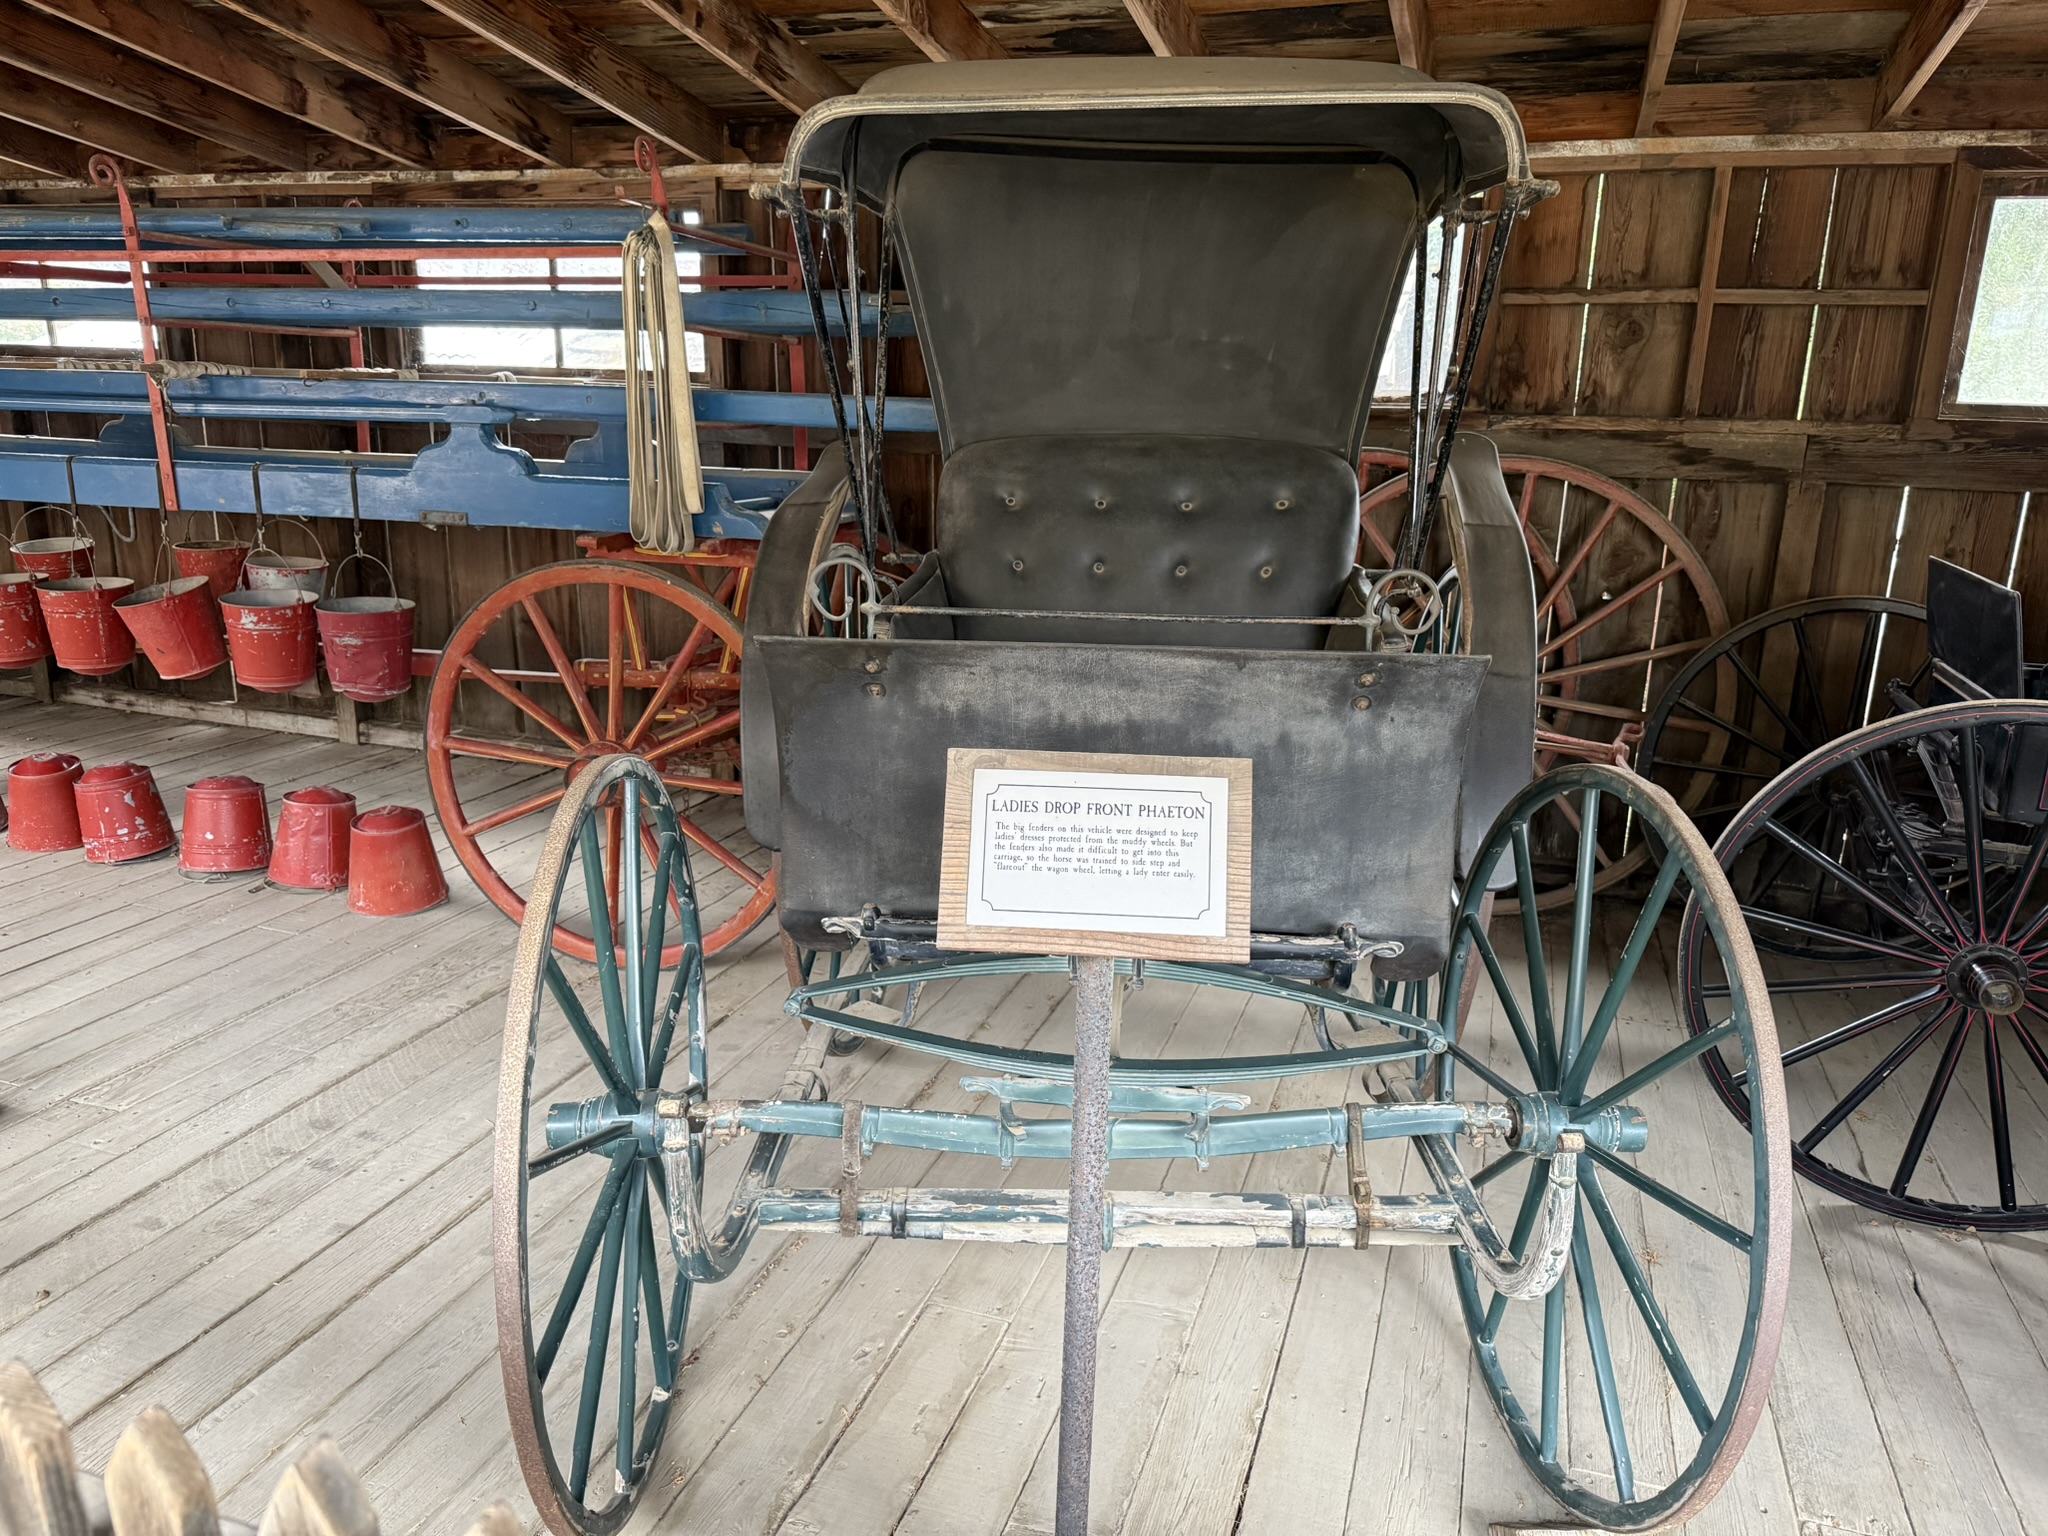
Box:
5 704 2045 1536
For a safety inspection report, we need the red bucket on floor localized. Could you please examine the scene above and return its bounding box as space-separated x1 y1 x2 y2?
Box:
6 752 82 851
36 577 135 675
115 577 226 681
221 589 317 692
315 596 415 704
10 535 94 581
348 805 448 917
75 761 175 864
268 786 356 891
180 775 272 876
172 539 249 601
0 573 50 668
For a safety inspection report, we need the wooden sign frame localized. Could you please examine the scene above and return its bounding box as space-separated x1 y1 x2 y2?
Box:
937 747 1253 962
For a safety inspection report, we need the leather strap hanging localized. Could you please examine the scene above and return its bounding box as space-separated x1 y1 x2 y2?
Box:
620 210 703 554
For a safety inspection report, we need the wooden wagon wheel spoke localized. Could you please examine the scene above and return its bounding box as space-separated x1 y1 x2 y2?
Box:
536 1149 634 1383
1997 814 2048 945
1536 563 1687 661
1537 694 1648 724
1890 1010 1978 1194
463 655 585 749
1542 639 1705 683
1579 1163 1715 1434
1582 1144 1752 1252
642 708 743 764
676 812 766 885
1534 498 1623 619
661 773 743 796
463 785 568 838
520 595 605 743
444 735 578 772
605 582 627 743
1766 987 1947 1079
429 561 773 962
1569 1220 1634 1502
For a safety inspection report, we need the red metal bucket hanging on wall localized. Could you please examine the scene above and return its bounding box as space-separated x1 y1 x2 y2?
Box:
0 574 51 668
180 775 273 876
316 597 416 703
221 589 317 691
269 786 356 891
6 752 83 851
74 762 176 864
171 511 249 600
36 577 136 675
173 541 249 600
115 577 226 680
244 517 328 599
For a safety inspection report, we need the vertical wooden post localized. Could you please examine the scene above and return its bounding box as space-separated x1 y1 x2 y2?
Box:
1682 165 1734 418
1054 954 1117 1536
0 1360 90 1536
103 1407 220 1536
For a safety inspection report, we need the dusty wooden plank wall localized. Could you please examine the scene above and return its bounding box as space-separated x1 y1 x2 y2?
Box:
1442 149 2048 682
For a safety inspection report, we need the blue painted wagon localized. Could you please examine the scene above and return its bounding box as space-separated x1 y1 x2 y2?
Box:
0 165 933 957
490 59 1794 1534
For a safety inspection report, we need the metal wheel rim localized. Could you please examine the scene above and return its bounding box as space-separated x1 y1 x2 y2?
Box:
494 754 701 1536
1442 764 1791 1530
427 559 775 962
1361 453 1733 911
1679 699 2048 1230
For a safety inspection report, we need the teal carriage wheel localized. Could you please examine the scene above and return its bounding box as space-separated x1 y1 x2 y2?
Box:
493 755 708 1536
1439 765 1791 1531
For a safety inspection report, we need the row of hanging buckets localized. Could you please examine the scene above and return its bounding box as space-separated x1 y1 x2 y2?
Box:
0 509 415 703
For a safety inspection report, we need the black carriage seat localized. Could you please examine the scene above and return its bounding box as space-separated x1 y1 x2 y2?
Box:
895 434 1361 650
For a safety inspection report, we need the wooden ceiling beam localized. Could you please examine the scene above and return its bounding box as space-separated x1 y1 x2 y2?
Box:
1125 0 1207 56
634 0 850 115
1387 0 1433 73
16 0 434 166
415 0 732 163
0 62 203 171
1635 0 1687 135
212 0 575 166
0 114 92 178
872 0 1008 63
1872 0 1990 128
0 0 314 165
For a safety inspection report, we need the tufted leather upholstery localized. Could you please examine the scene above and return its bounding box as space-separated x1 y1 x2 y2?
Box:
933 434 1359 649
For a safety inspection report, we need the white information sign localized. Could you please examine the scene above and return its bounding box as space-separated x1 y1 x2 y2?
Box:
938 748 1253 961
964 767 1230 936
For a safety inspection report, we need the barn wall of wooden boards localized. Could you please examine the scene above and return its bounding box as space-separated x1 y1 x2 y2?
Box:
4 142 2046 739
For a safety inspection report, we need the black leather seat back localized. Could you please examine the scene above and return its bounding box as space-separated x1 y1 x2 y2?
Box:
935 434 1359 648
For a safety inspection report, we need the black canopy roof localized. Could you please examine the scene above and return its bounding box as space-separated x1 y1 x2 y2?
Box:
779 60 1534 459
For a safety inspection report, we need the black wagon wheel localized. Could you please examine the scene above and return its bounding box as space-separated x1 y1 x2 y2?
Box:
1679 700 2048 1230
494 754 708 1536
1442 765 1790 1531
1643 596 1930 857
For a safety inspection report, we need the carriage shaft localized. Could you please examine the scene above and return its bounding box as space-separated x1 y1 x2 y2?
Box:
748 1187 1463 1248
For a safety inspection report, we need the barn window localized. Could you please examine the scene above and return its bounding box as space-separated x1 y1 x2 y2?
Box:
1948 191 2048 414
416 210 708 376
0 259 144 353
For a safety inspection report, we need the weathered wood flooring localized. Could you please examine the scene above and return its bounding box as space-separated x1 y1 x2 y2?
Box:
3 699 2046 1535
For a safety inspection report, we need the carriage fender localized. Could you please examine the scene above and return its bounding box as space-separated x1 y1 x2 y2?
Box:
742 446 852 851
1444 434 1538 883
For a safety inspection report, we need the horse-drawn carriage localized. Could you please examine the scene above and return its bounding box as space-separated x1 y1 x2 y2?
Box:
488 59 1792 1534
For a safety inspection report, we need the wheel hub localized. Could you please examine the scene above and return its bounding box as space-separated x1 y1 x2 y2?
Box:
1947 946 2030 1016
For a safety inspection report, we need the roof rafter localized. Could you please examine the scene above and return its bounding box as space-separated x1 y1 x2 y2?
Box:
415 0 732 163
1635 0 1688 135
0 0 313 165
1388 0 1433 73
634 0 850 116
1124 0 1207 57
17 0 434 167
212 0 576 166
871 0 1008 63
0 114 92 178
0 61 204 172
1872 0 1991 127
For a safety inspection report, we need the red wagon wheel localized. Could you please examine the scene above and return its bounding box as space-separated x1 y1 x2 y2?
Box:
427 560 774 961
1360 452 1733 907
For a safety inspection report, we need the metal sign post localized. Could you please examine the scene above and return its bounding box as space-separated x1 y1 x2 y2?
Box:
1055 952 1117 1536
